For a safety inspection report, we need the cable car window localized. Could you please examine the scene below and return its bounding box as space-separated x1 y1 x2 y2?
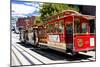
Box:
66 23 73 34
82 23 87 33
54 22 59 33
74 18 81 33
48 24 54 33
59 20 64 33
90 19 96 33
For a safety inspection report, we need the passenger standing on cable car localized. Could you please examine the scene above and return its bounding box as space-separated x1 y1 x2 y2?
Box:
33 30 36 45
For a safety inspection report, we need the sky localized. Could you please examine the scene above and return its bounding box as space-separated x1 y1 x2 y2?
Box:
11 0 40 18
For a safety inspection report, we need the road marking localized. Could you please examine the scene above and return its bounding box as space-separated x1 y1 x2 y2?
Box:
14 44 43 64
12 46 31 65
16 44 54 64
13 45 35 65
22 52 43 64
11 50 21 66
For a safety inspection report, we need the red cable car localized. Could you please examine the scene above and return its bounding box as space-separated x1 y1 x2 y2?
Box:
19 10 96 55
37 10 96 54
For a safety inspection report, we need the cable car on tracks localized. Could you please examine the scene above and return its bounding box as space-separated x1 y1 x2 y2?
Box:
19 10 96 55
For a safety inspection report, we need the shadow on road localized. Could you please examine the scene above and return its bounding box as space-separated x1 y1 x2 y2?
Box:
16 42 93 61
17 42 36 48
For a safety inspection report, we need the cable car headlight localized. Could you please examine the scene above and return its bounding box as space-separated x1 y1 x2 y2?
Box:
77 39 83 47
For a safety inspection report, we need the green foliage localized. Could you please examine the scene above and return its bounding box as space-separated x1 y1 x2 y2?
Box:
40 3 79 22
35 3 79 24
35 16 41 24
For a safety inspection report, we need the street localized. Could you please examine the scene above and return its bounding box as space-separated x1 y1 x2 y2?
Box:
11 32 96 66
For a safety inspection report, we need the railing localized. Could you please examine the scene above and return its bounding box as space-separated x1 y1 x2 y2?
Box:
74 33 96 36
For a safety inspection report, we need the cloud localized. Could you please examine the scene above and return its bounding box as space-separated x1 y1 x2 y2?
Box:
12 3 36 14
12 1 40 17
12 14 27 17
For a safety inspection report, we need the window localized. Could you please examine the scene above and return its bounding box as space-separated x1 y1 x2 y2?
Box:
82 23 87 33
74 18 81 33
48 24 54 33
90 19 96 33
54 22 59 33
59 20 64 33
74 18 90 33
66 23 73 34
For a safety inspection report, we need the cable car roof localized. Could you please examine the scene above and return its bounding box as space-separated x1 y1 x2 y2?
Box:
44 10 95 21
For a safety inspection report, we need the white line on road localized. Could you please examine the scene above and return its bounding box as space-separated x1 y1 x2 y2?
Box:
12 46 31 65
22 52 43 64
11 51 21 66
14 44 43 64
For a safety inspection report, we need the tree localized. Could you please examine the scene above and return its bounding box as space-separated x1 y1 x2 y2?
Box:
35 3 79 24
35 16 41 25
40 3 79 22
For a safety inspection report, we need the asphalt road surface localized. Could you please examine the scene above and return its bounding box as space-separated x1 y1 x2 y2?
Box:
11 32 96 66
